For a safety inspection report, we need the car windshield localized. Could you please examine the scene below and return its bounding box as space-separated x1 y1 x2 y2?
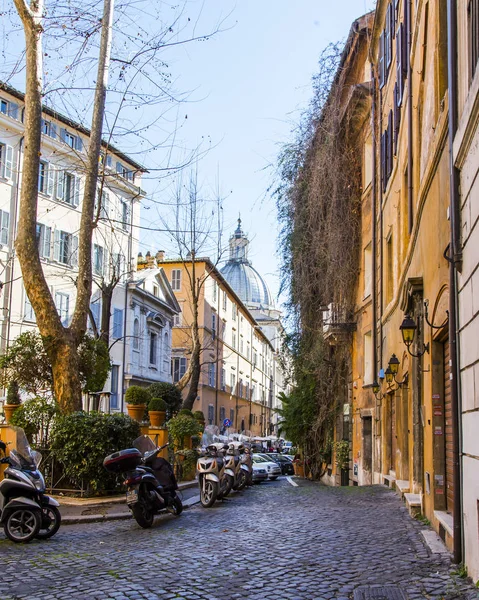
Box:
252 455 269 463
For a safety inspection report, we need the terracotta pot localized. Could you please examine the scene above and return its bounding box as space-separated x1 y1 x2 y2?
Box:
126 403 146 422
293 463 305 477
149 410 166 428
3 404 20 424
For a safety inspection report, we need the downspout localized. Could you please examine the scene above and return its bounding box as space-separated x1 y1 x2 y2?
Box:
371 67 378 413
120 186 141 413
407 0 413 235
446 0 463 565
3 137 24 362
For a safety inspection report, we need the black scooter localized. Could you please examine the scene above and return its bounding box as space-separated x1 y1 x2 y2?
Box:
104 436 182 529
0 427 61 542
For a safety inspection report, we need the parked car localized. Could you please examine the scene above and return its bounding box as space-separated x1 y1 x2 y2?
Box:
252 454 281 480
259 453 295 476
252 462 269 483
282 442 293 454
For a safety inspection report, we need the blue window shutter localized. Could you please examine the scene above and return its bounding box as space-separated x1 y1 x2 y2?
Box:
50 123 57 139
56 169 64 200
43 226 51 258
106 155 112 168
116 161 122 174
113 308 123 339
73 175 80 207
53 230 60 261
5 145 13 180
75 136 83 152
60 128 66 142
8 102 18 120
47 163 55 196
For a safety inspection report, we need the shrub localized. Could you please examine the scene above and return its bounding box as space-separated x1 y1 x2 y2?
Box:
6 381 21 405
148 397 166 412
10 397 59 446
50 412 140 494
125 386 151 406
147 382 182 414
166 414 202 450
178 408 193 417
78 335 112 393
193 410 205 421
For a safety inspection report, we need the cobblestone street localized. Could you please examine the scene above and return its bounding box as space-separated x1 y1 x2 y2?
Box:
1 480 477 600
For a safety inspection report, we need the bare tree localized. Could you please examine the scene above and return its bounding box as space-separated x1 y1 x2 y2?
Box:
160 170 225 410
8 0 226 413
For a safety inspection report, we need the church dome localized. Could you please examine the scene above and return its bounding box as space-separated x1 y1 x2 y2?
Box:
220 219 274 309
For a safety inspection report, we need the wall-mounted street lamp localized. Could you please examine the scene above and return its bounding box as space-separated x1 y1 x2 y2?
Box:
400 314 429 358
424 299 449 330
372 354 408 400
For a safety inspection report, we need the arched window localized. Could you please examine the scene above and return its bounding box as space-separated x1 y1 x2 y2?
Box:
133 318 139 350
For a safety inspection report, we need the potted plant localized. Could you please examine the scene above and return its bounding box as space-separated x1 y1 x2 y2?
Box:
148 397 167 428
4 381 21 423
124 386 151 422
147 382 182 418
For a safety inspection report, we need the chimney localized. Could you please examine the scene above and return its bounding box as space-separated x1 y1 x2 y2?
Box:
137 252 146 270
156 250 165 264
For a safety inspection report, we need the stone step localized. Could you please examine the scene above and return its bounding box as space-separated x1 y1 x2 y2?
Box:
404 492 422 517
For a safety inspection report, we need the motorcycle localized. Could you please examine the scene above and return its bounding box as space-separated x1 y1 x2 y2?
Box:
196 442 230 507
103 436 182 529
0 427 61 542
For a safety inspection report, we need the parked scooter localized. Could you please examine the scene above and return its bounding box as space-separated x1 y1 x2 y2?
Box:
103 436 182 529
0 427 61 542
240 444 253 487
196 442 230 507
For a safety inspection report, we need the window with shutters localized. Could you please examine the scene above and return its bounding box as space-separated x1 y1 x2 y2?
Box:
396 22 406 104
230 373 236 393
211 313 216 339
0 142 14 181
36 223 51 259
364 243 372 299
469 0 479 81
232 303 237 321
93 244 104 276
230 409 234 424
245 381 249 400
387 110 393 179
212 281 217 303
99 190 109 219
208 404 214 425
56 171 80 206
90 299 101 330
208 363 216 387
0 210 9 245
112 308 123 339
111 252 124 278
110 365 119 410
386 232 394 304
172 357 187 383
24 291 36 322
120 199 130 230
55 292 70 326
394 83 401 155
173 313 182 327
239 379 243 398
116 161 134 182
364 332 373 385
0 98 19 120
221 368 226 391
385 4 392 71
41 119 56 138
232 331 237 350
222 291 227 312
54 230 77 266
171 269 181 291
379 31 385 88
219 406 226 424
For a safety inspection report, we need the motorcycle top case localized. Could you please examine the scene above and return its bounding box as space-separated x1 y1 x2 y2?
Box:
103 448 142 473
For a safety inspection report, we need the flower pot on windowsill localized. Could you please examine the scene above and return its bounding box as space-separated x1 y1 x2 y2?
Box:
3 404 20 423
126 403 146 422
149 410 166 428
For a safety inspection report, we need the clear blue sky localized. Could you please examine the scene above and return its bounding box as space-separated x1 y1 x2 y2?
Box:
140 0 376 309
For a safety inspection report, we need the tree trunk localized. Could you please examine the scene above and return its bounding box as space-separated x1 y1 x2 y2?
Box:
13 0 115 413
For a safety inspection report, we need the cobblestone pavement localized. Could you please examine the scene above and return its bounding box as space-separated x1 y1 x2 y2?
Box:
1 480 477 600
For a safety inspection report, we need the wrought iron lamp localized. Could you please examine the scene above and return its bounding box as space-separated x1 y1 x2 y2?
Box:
400 314 429 358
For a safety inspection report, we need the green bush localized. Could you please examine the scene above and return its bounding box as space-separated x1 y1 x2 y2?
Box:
9 397 59 446
178 408 193 417
193 410 205 421
6 381 21 405
148 397 166 412
167 414 202 450
50 412 140 494
147 382 182 414
125 386 151 406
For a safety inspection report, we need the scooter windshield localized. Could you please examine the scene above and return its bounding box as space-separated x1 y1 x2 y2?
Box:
133 435 156 457
8 426 37 470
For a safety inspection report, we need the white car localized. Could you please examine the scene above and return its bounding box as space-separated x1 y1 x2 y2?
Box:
252 454 282 480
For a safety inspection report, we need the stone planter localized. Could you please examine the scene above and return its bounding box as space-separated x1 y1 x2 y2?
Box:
126 403 146 422
3 404 20 424
149 410 166 428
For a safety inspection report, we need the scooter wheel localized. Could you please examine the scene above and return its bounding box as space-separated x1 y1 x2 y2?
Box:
131 498 154 528
171 496 183 516
36 506 61 539
235 470 248 491
200 480 218 508
223 474 234 497
4 508 41 543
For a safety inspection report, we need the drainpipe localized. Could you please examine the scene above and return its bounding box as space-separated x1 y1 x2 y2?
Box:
446 0 463 566
407 0 413 235
3 137 24 366
371 67 378 412
120 187 141 413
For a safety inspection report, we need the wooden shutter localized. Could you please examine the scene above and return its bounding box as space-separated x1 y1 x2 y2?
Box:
53 230 61 261
379 31 385 88
0 210 9 245
60 128 66 143
56 170 64 200
75 136 83 152
73 175 80 207
387 110 393 178
47 163 55 196
43 226 52 259
394 83 401 156
386 5 392 71
4 145 13 180
396 23 404 104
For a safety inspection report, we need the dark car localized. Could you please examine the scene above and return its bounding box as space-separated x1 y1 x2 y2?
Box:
259 453 295 476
